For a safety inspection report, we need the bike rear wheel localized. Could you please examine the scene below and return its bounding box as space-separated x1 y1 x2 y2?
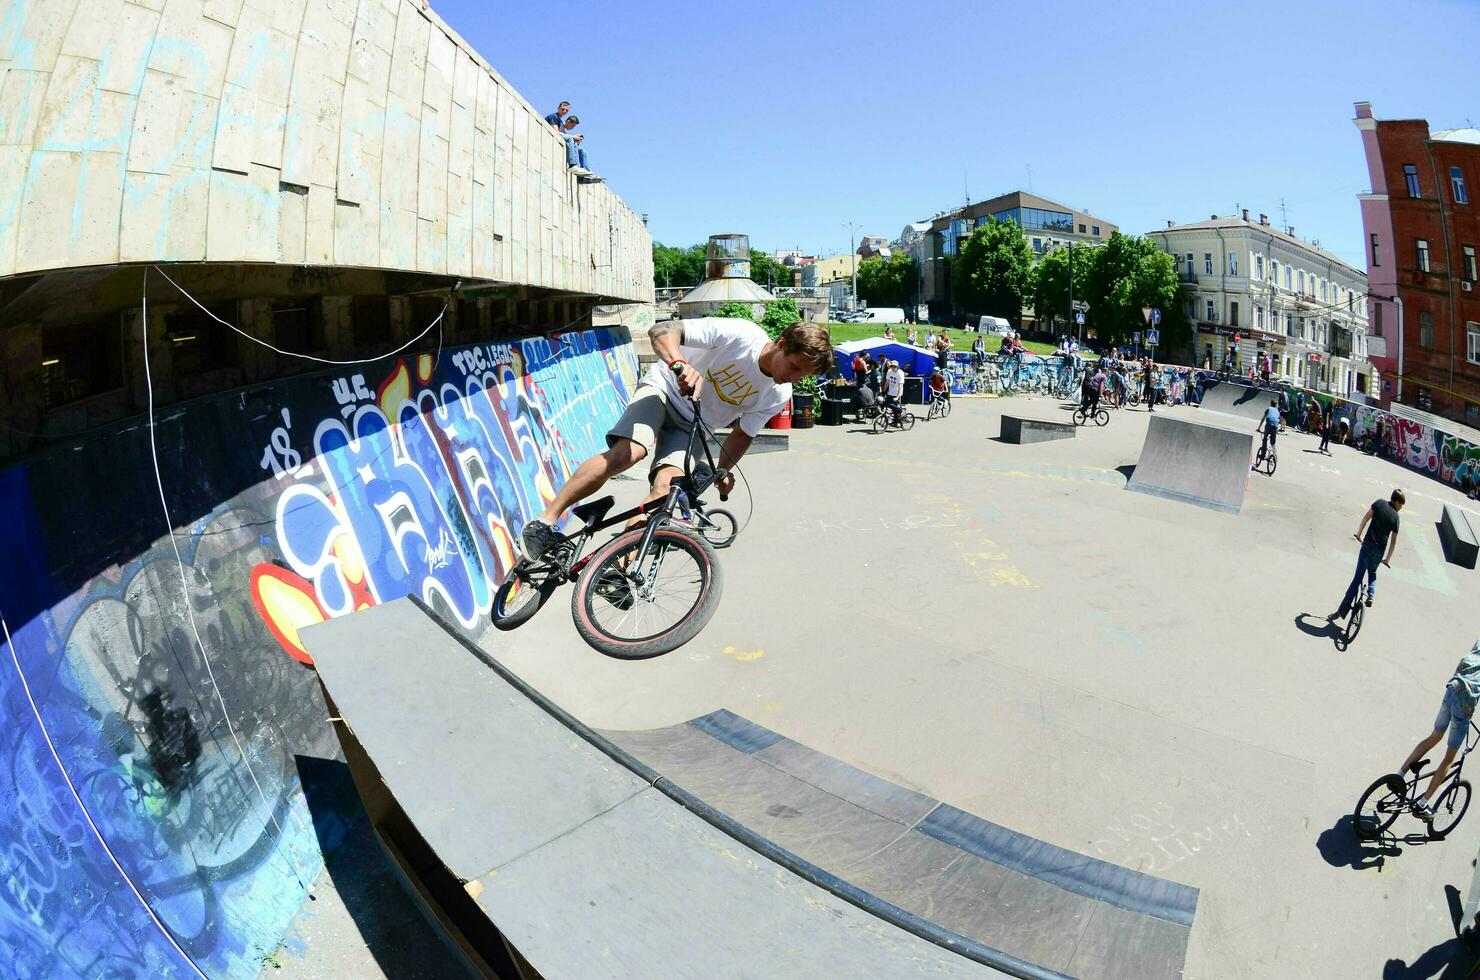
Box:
571 525 723 659
696 507 738 549
1431 779 1472 837
1265 452 1278 476
1073 407 1088 426
1346 601 1364 644
490 561 560 631
1353 772 1408 838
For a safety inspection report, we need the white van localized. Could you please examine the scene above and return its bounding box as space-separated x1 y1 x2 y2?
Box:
977 315 1013 335
862 307 906 323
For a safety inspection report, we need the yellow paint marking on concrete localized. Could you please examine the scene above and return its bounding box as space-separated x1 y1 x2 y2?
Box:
764 702 784 713
722 645 764 662
983 565 1035 588
464 879 485 898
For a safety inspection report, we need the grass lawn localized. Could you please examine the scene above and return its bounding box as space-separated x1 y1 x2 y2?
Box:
820 322 1061 357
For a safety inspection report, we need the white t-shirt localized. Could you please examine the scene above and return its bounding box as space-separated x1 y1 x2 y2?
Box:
885 367 904 398
642 317 791 436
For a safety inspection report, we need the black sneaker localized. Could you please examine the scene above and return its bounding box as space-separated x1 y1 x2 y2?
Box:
1415 800 1436 823
593 568 634 610
1365 590 1374 608
520 519 561 561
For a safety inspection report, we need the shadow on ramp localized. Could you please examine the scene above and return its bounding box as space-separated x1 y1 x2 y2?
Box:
1115 463 1136 483
1316 814 1402 871
285 755 476 979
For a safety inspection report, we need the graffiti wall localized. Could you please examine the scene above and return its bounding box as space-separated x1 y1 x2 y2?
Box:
1347 404 1480 491
0 328 638 977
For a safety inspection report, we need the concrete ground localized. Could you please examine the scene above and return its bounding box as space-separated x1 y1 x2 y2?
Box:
482 393 1480 980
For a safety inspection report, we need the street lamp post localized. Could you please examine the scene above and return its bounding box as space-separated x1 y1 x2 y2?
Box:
844 221 861 311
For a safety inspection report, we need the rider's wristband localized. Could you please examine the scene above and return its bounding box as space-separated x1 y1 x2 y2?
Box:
670 359 687 374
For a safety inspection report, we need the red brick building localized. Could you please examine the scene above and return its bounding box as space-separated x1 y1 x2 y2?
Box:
1353 102 1480 424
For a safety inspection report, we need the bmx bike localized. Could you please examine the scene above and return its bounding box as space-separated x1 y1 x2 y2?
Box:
1354 721 1478 840
491 400 727 659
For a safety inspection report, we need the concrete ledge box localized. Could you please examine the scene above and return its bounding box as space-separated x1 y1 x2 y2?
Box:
1000 415 1075 444
1440 504 1478 569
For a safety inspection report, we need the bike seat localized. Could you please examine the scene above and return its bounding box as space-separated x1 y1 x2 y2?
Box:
571 495 615 525
1411 759 1431 776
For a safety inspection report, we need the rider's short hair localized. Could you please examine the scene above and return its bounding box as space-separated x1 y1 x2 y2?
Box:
1390 489 1406 507
778 322 832 375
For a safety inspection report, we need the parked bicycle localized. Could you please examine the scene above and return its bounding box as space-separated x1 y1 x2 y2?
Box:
1354 721 1477 840
491 402 726 658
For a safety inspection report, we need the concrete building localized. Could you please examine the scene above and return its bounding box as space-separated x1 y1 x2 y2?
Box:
1149 212 1371 394
1353 102 1480 424
922 191 1118 316
0 2 650 976
800 252 861 307
857 235 890 258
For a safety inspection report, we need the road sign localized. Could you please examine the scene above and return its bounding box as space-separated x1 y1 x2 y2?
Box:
1133 331 1142 343
1151 308 1162 325
1071 300 1089 312
1146 328 1160 347
1075 313 1085 325
1141 306 1153 324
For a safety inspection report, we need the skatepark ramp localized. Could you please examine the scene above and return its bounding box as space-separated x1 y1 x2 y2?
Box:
304 597 1198 979
1126 415 1254 513
1199 379 1280 422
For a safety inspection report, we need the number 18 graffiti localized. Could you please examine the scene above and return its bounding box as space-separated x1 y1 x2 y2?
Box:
260 408 308 480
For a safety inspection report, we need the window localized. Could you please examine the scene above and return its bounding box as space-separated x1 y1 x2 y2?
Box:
1453 166 1469 205
1255 254 1264 279
1229 252 1239 276
273 304 323 353
165 303 238 376
1078 223 1086 233
1374 302 1383 336
1230 300 1239 326
1256 305 1265 330
1298 270 1305 294
1185 252 1194 277
353 295 393 347
1092 225 1100 236
1404 163 1421 198
1032 237 1043 253
1419 311 1435 348
1205 298 1215 321
1417 239 1430 273
1371 233 1381 267
41 315 125 408
1467 322 1480 364
1465 245 1477 281
1204 252 1213 275
1285 264 1293 288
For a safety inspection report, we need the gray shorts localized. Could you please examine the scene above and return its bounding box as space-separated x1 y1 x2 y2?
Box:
1434 687 1473 751
607 384 700 475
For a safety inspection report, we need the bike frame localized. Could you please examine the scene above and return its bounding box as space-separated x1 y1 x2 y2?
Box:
1409 720 1480 801
528 400 723 592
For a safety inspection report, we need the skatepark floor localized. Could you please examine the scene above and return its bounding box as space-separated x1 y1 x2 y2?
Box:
480 394 1480 980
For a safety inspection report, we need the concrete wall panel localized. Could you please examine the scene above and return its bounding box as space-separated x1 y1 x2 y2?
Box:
0 0 650 298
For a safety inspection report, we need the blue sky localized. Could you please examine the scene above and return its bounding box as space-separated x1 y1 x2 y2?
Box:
438 0 1480 269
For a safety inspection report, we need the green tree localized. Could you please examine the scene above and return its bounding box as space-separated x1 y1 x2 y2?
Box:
652 242 706 289
1029 245 1097 334
749 250 795 290
856 252 917 308
951 218 1032 320
1080 232 1190 352
710 301 756 321
760 298 802 339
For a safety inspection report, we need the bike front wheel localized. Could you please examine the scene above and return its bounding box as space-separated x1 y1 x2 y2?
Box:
902 412 917 431
1431 779 1472 837
1094 408 1109 426
490 562 559 631
1353 772 1407 838
939 399 952 418
571 525 723 659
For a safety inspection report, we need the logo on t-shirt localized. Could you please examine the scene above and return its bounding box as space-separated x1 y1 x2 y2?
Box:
706 363 759 406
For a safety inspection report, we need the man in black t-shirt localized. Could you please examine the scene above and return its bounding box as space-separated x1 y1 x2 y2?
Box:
1330 489 1405 621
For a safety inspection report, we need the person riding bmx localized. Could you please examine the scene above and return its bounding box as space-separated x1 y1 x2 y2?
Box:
520 316 831 561
1329 489 1404 622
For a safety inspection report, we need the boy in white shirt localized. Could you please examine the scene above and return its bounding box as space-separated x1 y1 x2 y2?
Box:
520 317 831 559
